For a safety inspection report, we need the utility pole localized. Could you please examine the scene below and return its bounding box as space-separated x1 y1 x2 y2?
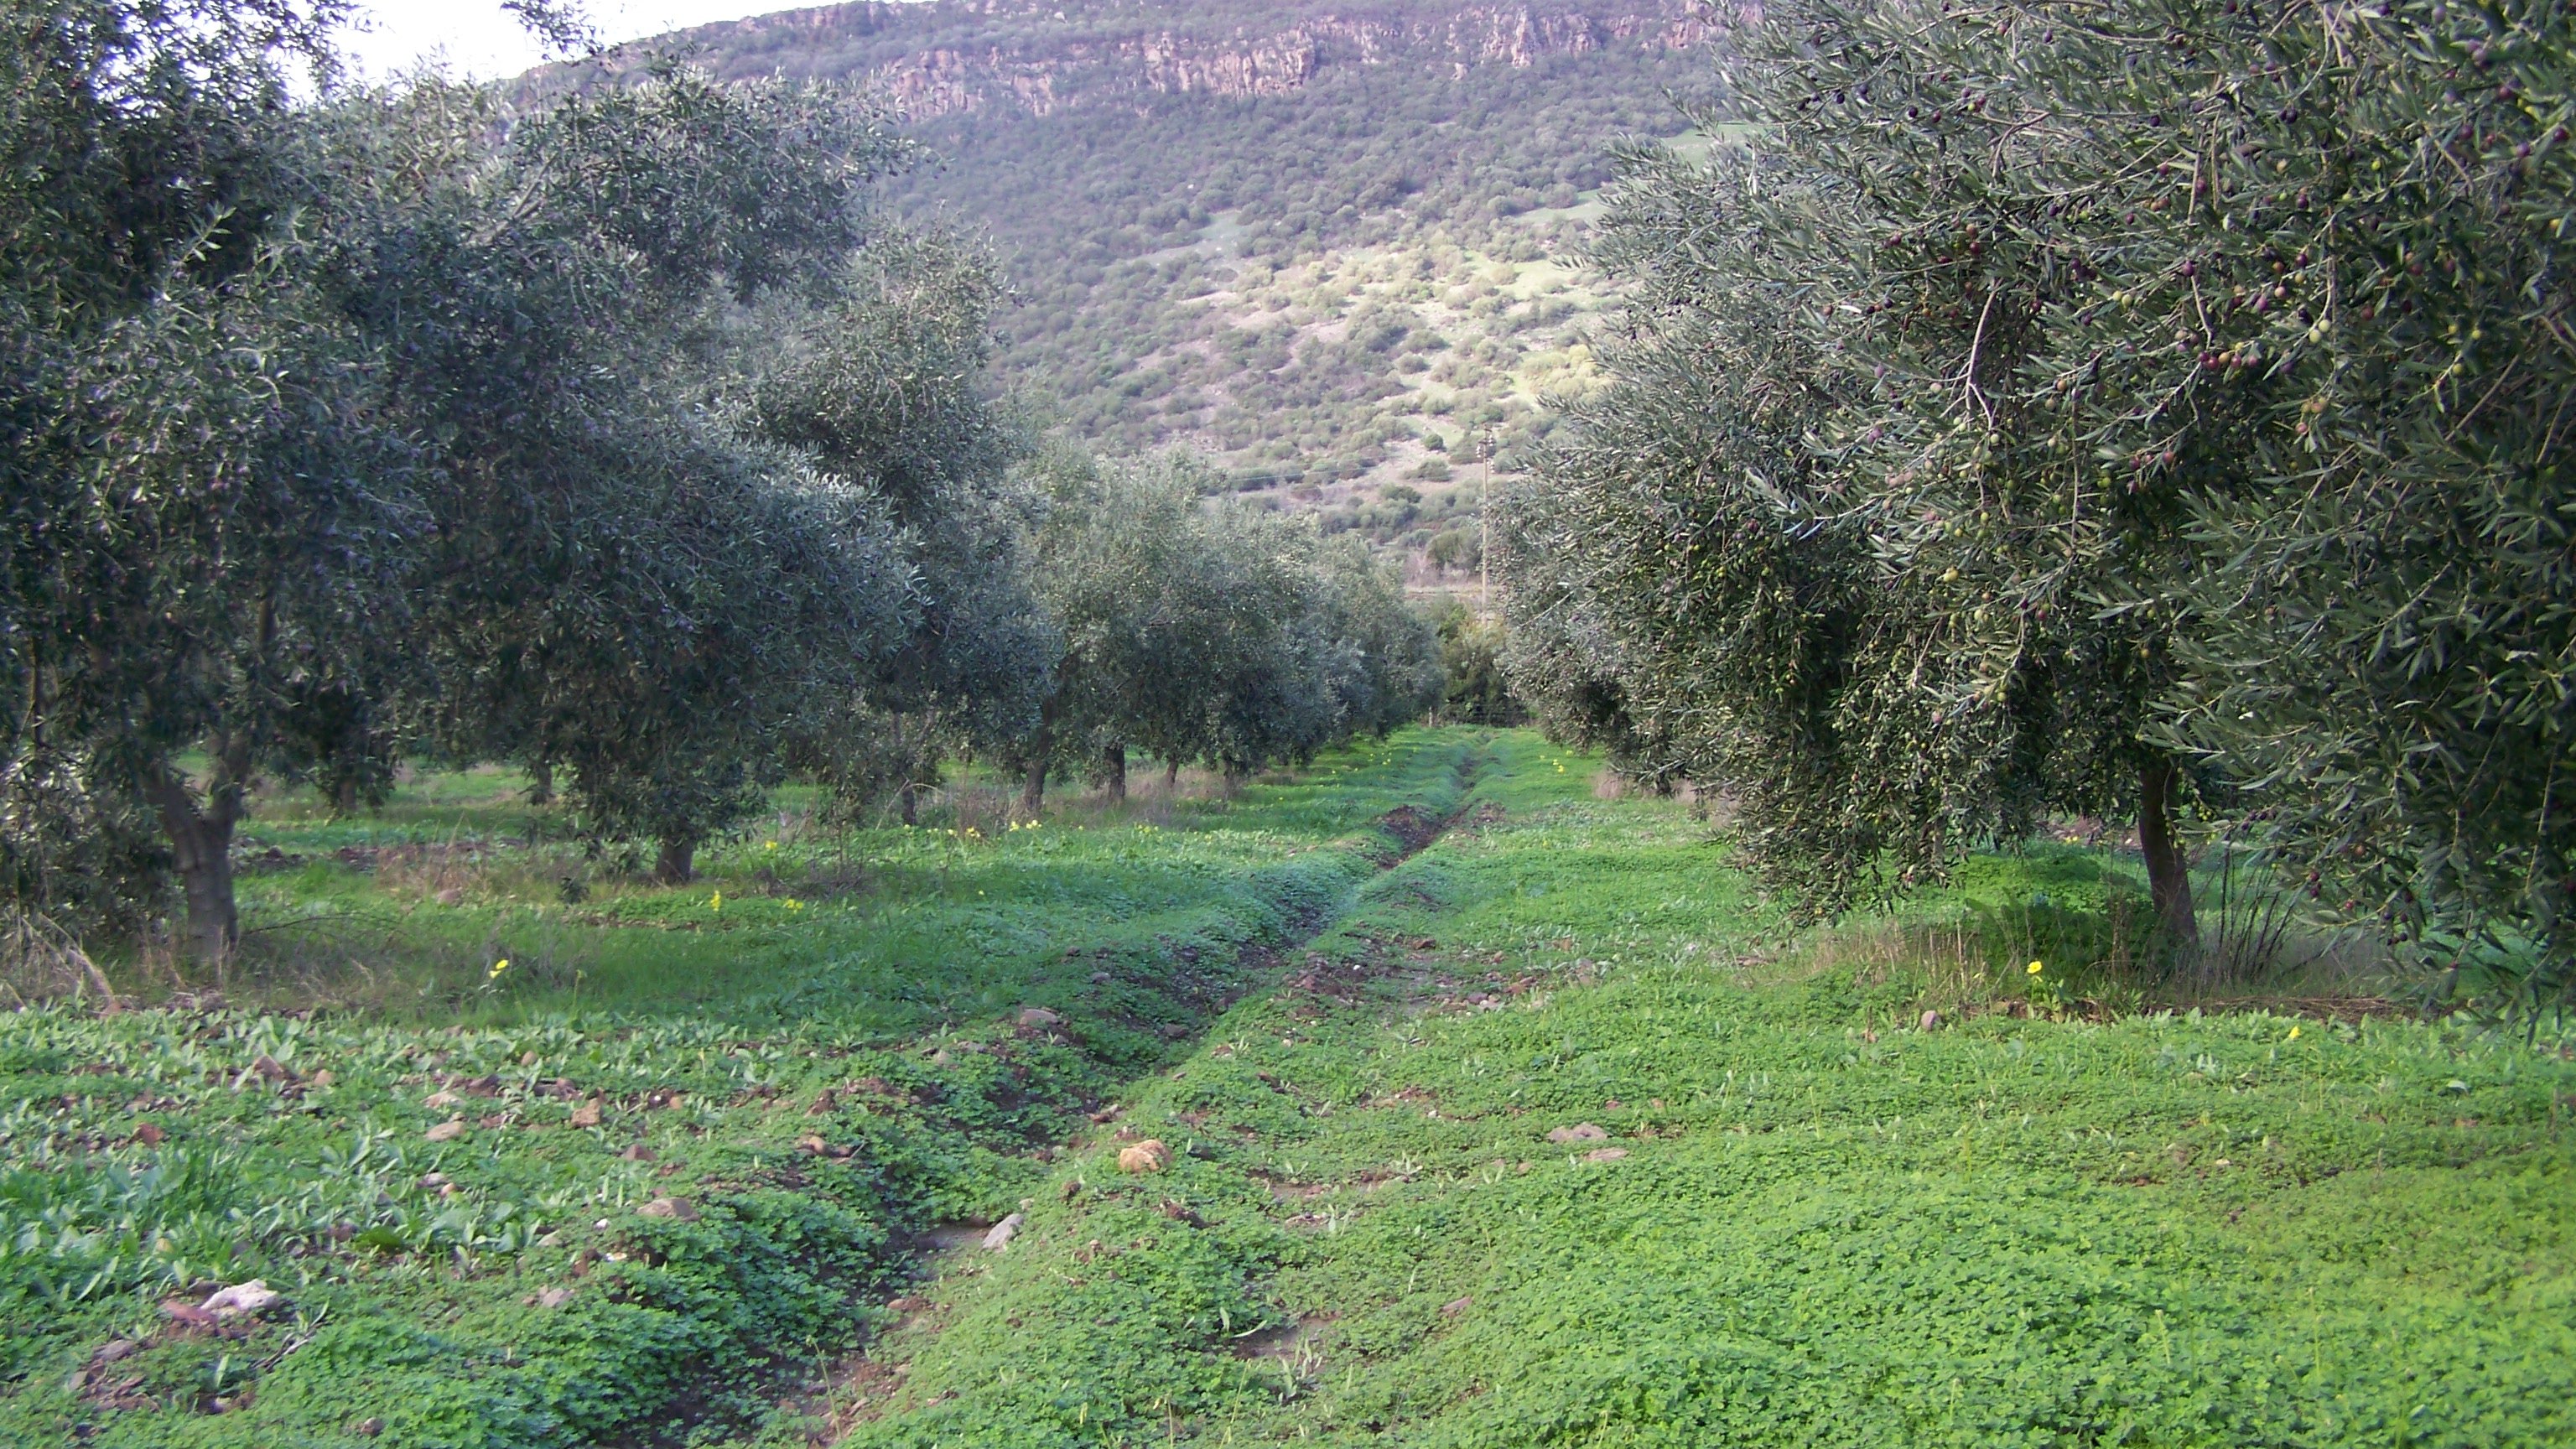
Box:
1478 432 1493 620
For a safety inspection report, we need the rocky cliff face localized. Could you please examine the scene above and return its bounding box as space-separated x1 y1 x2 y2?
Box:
870 31 1323 118
615 2 1721 119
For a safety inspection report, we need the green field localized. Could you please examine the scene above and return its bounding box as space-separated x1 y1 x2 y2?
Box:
6 730 2573 1446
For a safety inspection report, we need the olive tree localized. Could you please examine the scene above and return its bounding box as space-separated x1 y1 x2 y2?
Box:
1722 0 2576 995
347 69 933 881
3 4 984 956
1013 453 1437 809
2069 0 2576 1005
741 230 1052 828
1432 604 1525 727
1311 536 1443 740
1192 506 1360 782
1012 450 1231 810
0 0 418 954
1509 0 2576 1001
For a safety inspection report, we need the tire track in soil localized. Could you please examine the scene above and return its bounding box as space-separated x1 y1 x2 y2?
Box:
791 745 1491 1441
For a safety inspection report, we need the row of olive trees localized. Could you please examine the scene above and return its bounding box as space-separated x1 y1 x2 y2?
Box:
1 1 1441 963
1504 0 2576 1006
0 2 1027 958
1010 449 1441 810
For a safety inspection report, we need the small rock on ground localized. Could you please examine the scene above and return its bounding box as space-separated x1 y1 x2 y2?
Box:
1118 1139 1173 1173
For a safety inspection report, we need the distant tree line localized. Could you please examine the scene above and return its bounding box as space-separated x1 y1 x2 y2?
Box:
1011 449 1439 810
1504 0 2576 1010
1431 605 1523 729
0 0 1438 961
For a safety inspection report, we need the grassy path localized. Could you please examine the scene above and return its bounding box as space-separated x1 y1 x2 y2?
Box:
844 733 2576 1447
0 734 1483 1448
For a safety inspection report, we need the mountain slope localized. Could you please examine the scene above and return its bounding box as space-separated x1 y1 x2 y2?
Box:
557 3 1727 564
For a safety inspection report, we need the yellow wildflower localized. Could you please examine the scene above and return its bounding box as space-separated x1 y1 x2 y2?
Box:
488 958 511 979
2286 1025 2301 1041
765 839 779 851
786 899 803 911
710 891 724 911
2026 960 2044 975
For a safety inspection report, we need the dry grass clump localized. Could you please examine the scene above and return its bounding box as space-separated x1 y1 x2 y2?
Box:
0 908 121 1009
1784 899 2398 1025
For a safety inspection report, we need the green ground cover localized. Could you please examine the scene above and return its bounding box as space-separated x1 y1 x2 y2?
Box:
10 730 2573 1446
217 738 1467 1025
0 734 1479 1447
845 732 2576 1447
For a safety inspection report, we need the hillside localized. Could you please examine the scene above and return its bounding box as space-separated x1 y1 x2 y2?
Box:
550 1 1727 568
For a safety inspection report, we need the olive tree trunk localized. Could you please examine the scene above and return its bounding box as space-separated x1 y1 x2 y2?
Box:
656 837 697 885
2137 758 2199 958
148 765 241 963
1021 688 1061 816
1104 745 1126 802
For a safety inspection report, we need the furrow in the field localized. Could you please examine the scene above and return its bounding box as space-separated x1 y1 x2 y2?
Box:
805 739 1493 1432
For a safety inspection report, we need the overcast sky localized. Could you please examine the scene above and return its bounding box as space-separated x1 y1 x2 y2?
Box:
341 2 788 80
